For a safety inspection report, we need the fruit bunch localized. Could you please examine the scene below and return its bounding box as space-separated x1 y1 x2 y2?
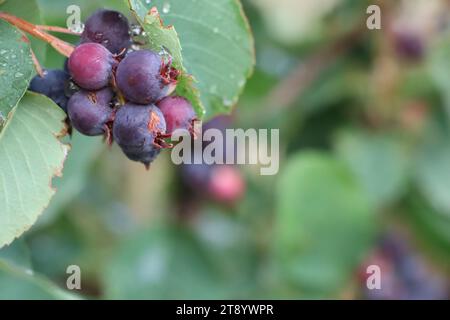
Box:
29 9 197 168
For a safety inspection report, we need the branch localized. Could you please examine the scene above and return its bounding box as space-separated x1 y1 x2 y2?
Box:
0 12 74 57
36 25 81 36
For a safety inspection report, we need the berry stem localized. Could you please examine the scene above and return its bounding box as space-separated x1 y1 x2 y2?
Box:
17 29 44 76
36 25 81 36
103 124 113 146
110 71 126 106
0 12 74 57
30 47 44 77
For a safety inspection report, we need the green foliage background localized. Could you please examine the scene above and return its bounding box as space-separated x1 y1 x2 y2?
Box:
0 0 449 299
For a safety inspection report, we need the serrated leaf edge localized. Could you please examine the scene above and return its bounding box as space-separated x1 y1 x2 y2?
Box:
0 92 71 248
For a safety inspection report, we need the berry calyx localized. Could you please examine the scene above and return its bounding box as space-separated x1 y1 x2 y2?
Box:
113 103 168 167
116 50 179 105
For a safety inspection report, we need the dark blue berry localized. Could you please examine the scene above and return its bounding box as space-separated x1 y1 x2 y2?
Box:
29 69 70 112
81 9 131 55
113 103 167 167
67 88 114 136
116 50 179 105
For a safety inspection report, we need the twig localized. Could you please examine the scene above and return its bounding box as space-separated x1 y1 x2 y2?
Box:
30 48 44 77
36 25 81 36
0 12 74 57
17 30 44 76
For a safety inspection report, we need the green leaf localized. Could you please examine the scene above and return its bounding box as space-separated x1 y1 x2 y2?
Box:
274 152 376 295
415 116 450 217
104 224 228 299
128 0 255 119
0 259 78 299
129 2 183 66
0 92 69 248
0 0 47 62
0 20 34 127
335 129 410 208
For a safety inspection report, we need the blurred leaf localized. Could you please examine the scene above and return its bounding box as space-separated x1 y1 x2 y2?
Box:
0 20 34 124
192 209 259 297
408 193 450 259
415 116 450 217
335 129 410 208
37 133 103 227
0 93 69 248
104 224 236 299
249 0 341 45
399 66 437 101
429 38 450 118
129 0 255 119
0 239 31 269
0 259 78 299
0 0 47 62
238 69 278 122
29 215 86 279
274 152 376 295
301 62 368 115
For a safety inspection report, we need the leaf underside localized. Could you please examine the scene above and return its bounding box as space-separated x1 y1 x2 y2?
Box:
0 93 69 248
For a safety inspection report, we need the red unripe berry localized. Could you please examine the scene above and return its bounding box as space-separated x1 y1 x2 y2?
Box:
68 43 115 90
208 165 245 203
157 96 196 134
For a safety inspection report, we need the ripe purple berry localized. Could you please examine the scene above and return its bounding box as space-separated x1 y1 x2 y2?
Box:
113 103 168 167
67 88 114 137
116 50 179 105
68 43 115 90
81 9 131 55
157 96 197 134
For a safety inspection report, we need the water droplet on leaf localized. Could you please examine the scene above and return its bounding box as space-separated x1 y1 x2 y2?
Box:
162 2 171 14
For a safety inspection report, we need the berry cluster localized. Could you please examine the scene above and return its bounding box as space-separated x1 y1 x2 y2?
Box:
29 9 197 167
